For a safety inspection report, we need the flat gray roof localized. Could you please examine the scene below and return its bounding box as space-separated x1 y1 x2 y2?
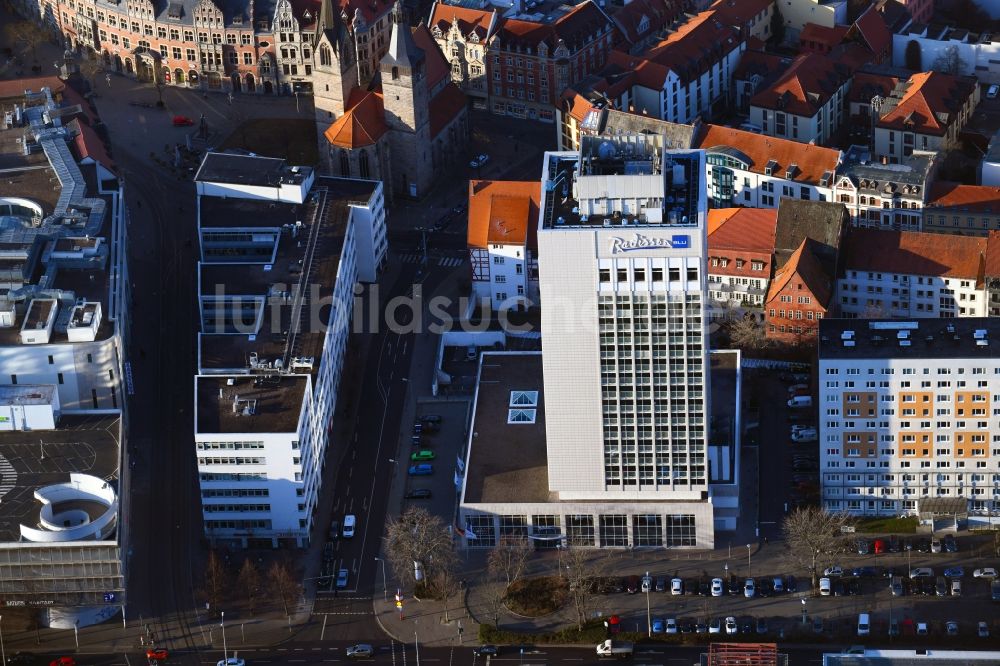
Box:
196 375 307 434
819 318 1000 360
194 152 312 188
464 353 553 504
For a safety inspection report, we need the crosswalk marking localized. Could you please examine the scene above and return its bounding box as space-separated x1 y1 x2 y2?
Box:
397 254 465 267
0 455 16 501
438 257 463 267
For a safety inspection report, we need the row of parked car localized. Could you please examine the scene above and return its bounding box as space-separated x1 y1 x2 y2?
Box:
407 415 443 478
651 616 773 636
852 533 960 555
613 574 799 597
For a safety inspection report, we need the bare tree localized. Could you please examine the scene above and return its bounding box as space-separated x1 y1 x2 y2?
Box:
237 557 262 616
932 45 966 75
202 550 230 614
429 547 462 622
781 507 851 589
267 560 302 618
487 535 532 588
564 547 599 630
728 314 767 351
384 507 454 590
480 577 507 629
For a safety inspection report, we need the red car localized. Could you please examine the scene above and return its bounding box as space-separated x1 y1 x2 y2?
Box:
874 538 886 554
50 659 76 666
146 648 169 661
171 115 194 127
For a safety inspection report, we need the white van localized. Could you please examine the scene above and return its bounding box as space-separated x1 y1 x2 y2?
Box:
343 514 357 538
857 613 870 636
787 395 813 408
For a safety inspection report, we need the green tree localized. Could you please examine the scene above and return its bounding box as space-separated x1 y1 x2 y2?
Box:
769 4 786 45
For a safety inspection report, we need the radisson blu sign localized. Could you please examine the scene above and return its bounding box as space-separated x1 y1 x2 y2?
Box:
609 233 690 254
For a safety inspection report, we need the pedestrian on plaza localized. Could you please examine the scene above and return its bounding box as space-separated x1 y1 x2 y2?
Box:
227 92 233 105
105 73 111 87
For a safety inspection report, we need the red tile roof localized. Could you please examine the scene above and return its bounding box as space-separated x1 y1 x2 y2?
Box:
749 52 849 117
986 231 1000 277
413 24 450 92
428 3 494 40
767 238 831 306
840 228 987 283
67 119 115 172
338 0 393 25
799 22 848 50
644 9 743 82
429 82 467 138
733 49 788 83
850 5 891 61
467 180 541 250
0 76 65 100
876 71 978 136
695 124 841 185
323 90 388 148
926 181 1000 213
564 91 597 122
710 0 774 29
607 50 670 92
848 70 900 105
610 0 682 45
707 208 778 278
495 1 611 53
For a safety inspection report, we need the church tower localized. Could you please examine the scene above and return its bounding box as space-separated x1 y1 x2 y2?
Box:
312 0 359 169
380 1 433 197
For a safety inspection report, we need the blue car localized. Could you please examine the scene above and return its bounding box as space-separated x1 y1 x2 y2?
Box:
408 464 433 476
944 566 964 578
651 618 665 634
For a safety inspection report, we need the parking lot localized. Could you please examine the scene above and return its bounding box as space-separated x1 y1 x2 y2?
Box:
398 400 471 521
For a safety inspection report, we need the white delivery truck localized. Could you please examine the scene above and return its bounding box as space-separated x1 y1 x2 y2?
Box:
596 640 634 659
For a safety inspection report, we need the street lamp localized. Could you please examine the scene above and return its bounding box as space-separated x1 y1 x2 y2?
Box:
375 556 387 601
746 544 752 578
906 543 912 575
221 610 228 664
800 598 807 625
644 570 651 637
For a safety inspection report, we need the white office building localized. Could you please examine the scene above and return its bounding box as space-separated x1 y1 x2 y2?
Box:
193 153 387 548
819 318 1000 518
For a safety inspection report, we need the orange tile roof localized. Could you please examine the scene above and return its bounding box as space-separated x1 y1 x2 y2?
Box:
495 1 611 52
644 9 743 82
695 124 841 185
429 82 467 138
927 181 1000 212
0 76 65 100
750 52 849 117
707 208 778 252
564 91 597 122
840 228 986 284
428 4 494 40
69 119 115 172
799 22 848 49
323 91 388 149
877 71 977 136
710 0 774 28
467 180 541 250
608 50 670 92
767 238 831 306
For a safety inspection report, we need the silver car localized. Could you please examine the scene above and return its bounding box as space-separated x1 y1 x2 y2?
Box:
346 645 374 659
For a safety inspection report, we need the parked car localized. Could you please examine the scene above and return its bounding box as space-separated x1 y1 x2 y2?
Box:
992 580 1000 601
728 578 742 595
756 617 769 634
979 621 990 638
813 618 824 634
951 579 962 596
787 383 809 395
651 618 665 634
346 645 375 659
931 537 943 554
946 620 959 636
473 646 499 657
856 539 870 555
989 84 1000 99
890 576 904 596
172 115 195 126
698 579 711 596
787 396 812 408
408 464 433 475
146 650 169 662
711 578 724 597
744 578 755 598
772 576 784 593
410 450 436 462
944 566 964 578
655 576 666 592
671 577 683 595
873 538 886 554
819 577 832 596
405 488 432 499
336 568 349 589
695 622 708 634
709 617 722 634
641 575 653 593
974 568 998 578
665 618 678 635
824 566 844 577
889 618 900 637
943 534 958 552
936 576 948 596
420 414 442 424
791 429 818 443
786 575 798 593
916 622 929 636
915 538 932 553
909 567 934 578
888 535 902 553
725 617 738 635
469 153 489 168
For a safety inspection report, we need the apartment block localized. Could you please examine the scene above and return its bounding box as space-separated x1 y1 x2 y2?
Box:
832 146 938 232
819 318 1000 518
706 208 778 321
837 229 987 318
923 182 1000 236
193 152 386 548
